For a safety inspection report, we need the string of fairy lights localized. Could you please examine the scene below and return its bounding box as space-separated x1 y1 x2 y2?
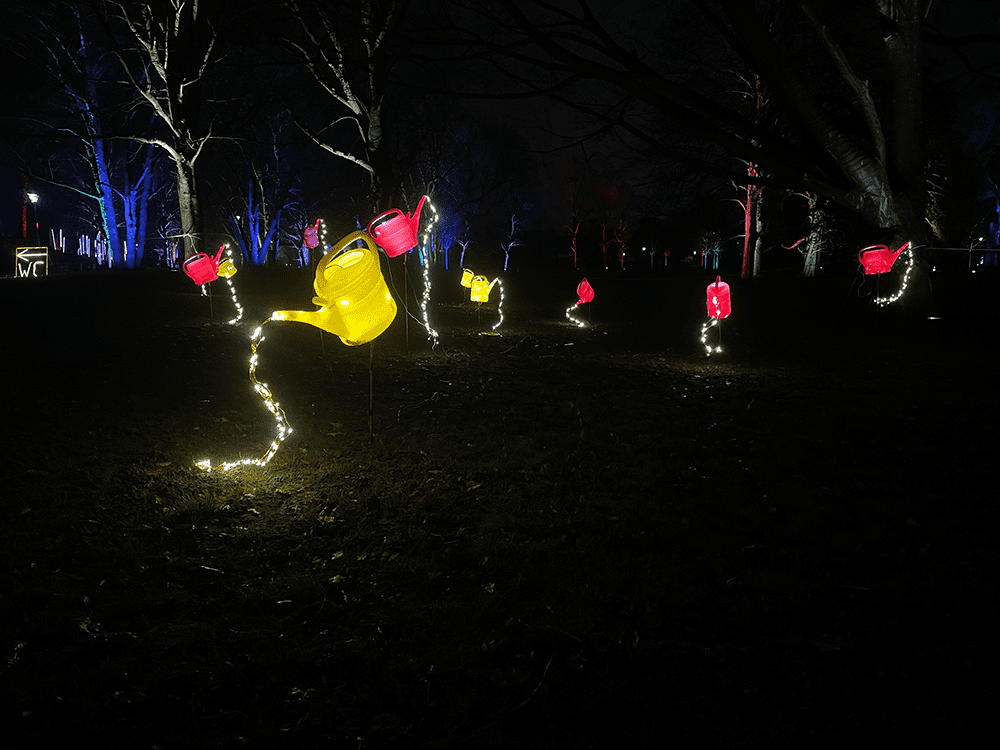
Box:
874 244 914 307
565 303 587 328
418 195 441 344
700 317 723 355
222 248 244 324
198 320 292 472
490 278 505 332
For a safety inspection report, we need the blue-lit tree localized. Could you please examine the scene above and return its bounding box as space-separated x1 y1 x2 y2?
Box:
95 0 227 261
213 113 308 266
5 2 168 267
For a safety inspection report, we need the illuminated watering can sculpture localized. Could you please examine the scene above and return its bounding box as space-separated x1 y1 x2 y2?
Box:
272 231 397 345
183 245 229 285
460 268 505 332
701 275 731 355
706 275 731 319
859 242 909 275
461 268 499 302
303 219 320 250
566 278 594 327
366 195 429 257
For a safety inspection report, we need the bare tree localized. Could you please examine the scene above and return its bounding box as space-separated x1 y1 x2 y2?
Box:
467 0 941 306
282 0 400 210
96 0 223 260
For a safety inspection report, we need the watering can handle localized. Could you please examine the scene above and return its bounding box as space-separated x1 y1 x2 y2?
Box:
367 208 403 233
183 253 206 269
859 245 885 263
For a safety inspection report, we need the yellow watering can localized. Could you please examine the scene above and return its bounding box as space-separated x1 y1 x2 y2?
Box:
272 231 397 345
460 268 499 303
217 257 238 278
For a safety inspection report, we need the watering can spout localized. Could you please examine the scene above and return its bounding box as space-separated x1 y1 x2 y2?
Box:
412 194 428 224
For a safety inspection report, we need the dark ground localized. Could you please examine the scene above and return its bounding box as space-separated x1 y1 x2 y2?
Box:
1 264 998 749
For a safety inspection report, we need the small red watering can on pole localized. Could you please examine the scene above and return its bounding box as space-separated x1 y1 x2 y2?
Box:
183 245 227 285
366 195 429 257
859 242 909 275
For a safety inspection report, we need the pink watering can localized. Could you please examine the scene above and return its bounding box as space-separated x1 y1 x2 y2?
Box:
706 275 731 319
859 242 908 275
576 278 595 305
366 195 428 257
183 245 227 285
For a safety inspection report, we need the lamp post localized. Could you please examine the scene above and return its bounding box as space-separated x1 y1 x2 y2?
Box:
27 191 39 244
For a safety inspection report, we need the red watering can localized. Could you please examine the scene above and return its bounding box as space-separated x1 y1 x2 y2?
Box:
706 275 731 319
366 195 428 257
183 245 227 285
576 278 595 305
303 219 320 250
859 242 908 275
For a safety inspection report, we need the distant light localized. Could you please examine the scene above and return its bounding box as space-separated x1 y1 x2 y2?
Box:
27 191 38 204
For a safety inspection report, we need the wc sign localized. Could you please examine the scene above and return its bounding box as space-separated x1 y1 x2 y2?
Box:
16 247 48 277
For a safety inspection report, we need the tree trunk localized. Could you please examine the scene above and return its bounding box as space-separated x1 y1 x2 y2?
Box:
175 157 202 260
753 186 765 278
802 195 822 277
92 137 123 265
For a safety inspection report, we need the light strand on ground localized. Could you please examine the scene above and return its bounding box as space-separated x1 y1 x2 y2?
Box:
490 278 505 332
565 303 587 328
700 317 722 355
418 195 440 345
197 319 292 472
874 245 914 307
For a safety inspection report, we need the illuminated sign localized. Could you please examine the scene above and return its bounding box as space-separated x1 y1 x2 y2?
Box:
16 247 48 277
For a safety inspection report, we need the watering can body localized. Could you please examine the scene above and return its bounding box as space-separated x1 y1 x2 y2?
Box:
461 268 500 302
859 242 908 274
183 245 227 285
272 231 397 346
366 195 428 257
461 268 498 302
303 219 320 250
217 258 238 279
706 275 731 319
470 275 498 303
576 278 595 305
